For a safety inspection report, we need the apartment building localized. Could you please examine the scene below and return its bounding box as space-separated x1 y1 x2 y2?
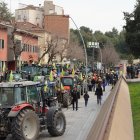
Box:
0 23 39 71
44 15 69 40
0 24 8 71
15 5 44 28
44 0 64 15
15 1 64 28
15 1 69 40
16 22 51 64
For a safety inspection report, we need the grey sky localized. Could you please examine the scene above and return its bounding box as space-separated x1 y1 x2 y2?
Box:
5 0 136 33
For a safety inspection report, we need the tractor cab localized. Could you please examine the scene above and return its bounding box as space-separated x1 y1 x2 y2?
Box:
21 64 41 80
0 81 41 109
61 76 77 91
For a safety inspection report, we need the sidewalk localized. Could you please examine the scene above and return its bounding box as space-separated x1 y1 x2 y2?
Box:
39 85 112 140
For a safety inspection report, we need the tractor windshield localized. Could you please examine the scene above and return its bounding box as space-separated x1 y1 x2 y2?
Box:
22 65 38 75
0 87 27 106
61 77 73 86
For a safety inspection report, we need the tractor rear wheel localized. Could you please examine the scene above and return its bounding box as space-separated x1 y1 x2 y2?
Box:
47 107 66 136
63 92 71 107
12 109 40 140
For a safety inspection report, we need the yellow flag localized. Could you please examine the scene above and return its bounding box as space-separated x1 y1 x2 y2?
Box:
72 68 75 76
49 70 54 81
61 68 65 76
80 73 83 80
53 63 56 69
44 85 48 92
66 63 69 69
61 83 64 90
9 70 13 82
33 76 38 82
2 62 6 72
38 61 41 66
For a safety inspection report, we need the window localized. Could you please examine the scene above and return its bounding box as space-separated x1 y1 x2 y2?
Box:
61 78 73 86
23 44 25 51
33 46 35 52
0 39 4 49
27 86 39 103
28 45 30 52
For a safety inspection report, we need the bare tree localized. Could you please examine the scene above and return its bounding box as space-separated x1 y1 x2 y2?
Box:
38 35 66 64
66 42 85 62
9 23 23 70
102 42 120 68
9 22 37 70
57 39 69 62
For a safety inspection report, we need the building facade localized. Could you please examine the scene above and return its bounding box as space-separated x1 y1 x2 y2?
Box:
44 15 69 40
15 5 44 28
16 22 51 64
0 23 39 71
44 0 64 15
0 25 8 71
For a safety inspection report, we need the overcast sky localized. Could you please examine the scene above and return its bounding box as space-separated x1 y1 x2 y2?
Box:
5 0 136 33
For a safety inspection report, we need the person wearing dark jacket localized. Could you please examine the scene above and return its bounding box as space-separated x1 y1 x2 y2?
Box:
95 83 103 105
84 91 89 107
71 87 79 111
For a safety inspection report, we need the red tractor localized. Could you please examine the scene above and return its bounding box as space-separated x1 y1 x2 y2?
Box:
0 81 66 140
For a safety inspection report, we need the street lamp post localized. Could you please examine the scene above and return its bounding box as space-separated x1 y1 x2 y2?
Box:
69 16 88 91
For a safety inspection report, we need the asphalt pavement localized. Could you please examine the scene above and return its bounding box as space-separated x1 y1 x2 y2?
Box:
6 85 112 140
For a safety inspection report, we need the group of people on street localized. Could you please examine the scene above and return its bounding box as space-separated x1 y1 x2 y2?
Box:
71 82 103 111
71 70 119 110
126 64 140 79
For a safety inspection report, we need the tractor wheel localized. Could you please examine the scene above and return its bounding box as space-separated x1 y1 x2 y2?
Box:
12 109 40 140
47 107 66 136
63 92 71 107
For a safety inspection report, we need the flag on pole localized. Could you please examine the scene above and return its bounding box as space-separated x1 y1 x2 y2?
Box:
79 73 83 80
33 76 38 82
66 63 69 69
9 70 13 82
61 83 64 90
49 70 54 81
38 61 41 66
61 68 65 76
44 85 48 92
53 63 56 69
72 68 75 76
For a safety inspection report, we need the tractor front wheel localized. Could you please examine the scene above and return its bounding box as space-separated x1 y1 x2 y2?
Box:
12 109 40 140
47 107 66 136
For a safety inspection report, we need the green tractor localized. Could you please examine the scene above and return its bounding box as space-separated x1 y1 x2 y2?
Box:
21 64 41 80
57 76 78 108
0 80 66 140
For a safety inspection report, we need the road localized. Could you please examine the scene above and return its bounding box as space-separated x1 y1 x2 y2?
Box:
6 86 112 140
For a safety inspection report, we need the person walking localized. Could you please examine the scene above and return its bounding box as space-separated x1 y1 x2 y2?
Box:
91 76 96 92
71 87 79 111
95 83 103 105
84 91 89 107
